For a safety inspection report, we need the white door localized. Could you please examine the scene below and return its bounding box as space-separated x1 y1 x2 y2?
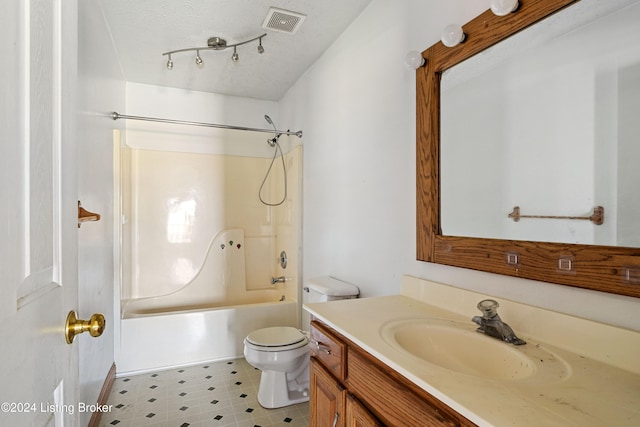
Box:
1 0 80 426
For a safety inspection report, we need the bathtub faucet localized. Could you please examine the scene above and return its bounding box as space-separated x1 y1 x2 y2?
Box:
271 276 286 285
472 299 526 346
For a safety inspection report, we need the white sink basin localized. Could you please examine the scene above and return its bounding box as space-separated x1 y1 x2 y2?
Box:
381 318 570 382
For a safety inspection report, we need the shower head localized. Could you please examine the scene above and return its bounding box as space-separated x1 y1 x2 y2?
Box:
264 114 277 130
264 114 280 146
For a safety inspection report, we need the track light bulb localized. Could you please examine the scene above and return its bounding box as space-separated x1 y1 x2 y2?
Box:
195 50 203 67
232 47 239 62
166 54 173 70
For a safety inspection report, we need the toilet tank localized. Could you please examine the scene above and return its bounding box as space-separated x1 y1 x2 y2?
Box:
303 276 360 304
302 276 360 330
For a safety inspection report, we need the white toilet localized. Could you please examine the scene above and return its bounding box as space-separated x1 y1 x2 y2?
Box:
243 276 359 408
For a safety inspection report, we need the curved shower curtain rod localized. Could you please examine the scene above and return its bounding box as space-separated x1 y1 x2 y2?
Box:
111 112 303 138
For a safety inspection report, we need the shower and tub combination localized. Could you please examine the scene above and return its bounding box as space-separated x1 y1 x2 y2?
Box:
113 113 303 373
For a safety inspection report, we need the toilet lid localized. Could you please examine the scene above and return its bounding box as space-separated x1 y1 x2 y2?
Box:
246 327 306 347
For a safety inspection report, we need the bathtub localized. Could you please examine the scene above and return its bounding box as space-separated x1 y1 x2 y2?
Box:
121 287 287 319
117 298 298 374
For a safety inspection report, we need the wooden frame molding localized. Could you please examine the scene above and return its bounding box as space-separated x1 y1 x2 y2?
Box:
416 0 640 298
88 363 116 427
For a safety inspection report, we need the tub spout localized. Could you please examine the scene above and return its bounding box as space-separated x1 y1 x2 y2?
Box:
271 276 286 285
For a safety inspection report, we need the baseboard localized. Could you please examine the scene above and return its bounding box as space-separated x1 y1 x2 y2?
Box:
88 363 116 427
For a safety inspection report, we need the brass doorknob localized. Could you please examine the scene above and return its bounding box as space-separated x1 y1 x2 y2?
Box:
65 311 106 344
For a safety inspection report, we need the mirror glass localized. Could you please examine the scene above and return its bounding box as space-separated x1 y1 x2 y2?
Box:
440 0 640 247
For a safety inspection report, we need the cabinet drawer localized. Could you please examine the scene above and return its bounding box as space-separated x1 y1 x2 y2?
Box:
310 320 346 381
348 347 461 427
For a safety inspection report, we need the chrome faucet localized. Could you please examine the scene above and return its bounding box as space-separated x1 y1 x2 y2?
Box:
472 299 526 346
271 276 286 285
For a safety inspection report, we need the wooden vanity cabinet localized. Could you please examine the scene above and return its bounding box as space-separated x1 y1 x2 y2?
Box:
309 320 477 427
345 394 384 427
310 357 346 427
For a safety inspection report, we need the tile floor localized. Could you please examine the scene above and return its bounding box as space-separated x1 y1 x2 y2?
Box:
98 358 309 427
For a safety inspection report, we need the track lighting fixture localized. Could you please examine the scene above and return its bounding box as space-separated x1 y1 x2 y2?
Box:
162 33 266 69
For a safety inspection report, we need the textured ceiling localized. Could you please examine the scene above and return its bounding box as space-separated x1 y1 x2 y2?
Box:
98 0 374 101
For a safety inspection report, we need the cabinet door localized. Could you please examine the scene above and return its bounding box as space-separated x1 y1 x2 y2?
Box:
345 394 383 427
311 357 346 427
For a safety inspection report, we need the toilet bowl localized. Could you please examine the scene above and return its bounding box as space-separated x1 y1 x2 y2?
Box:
243 276 359 409
243 326 310 408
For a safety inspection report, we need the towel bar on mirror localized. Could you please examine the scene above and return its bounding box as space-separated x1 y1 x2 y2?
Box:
508 206 604 225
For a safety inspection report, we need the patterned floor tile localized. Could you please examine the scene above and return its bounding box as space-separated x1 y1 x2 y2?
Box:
98 358 309 427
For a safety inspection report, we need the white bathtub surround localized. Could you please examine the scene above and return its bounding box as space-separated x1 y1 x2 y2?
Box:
117 194 300 373
114 91 303 373
119 301 297 374
119 147 302 303
121 229 287 317
304 275 640 427
117 212 299 374
118 82 302 304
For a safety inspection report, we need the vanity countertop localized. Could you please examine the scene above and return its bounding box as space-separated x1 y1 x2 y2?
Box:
304 276 640 427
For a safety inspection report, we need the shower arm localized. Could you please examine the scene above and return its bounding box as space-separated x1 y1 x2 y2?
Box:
111 112 303 138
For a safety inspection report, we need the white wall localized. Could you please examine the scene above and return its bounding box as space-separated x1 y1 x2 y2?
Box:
280 0 640 331
124 82 281 157
77 1 125 425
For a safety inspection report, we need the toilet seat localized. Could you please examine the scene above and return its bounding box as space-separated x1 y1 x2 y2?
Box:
245 327 308 352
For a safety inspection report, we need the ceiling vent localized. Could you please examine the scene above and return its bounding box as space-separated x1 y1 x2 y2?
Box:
262 7 306 35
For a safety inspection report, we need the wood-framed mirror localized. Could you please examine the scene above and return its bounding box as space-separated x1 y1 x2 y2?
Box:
416 0 640 298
